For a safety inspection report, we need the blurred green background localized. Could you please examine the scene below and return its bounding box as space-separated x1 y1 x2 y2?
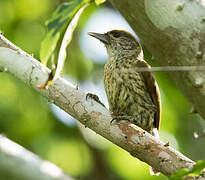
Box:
0 0 204 180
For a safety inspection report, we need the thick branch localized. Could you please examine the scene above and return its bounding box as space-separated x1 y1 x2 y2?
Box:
109 0 205 119
0 136 73 180
0 34 197 176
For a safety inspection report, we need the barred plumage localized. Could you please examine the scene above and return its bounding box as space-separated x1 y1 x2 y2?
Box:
89 30 161 135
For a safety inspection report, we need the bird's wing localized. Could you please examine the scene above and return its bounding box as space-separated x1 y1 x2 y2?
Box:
136 60 161 129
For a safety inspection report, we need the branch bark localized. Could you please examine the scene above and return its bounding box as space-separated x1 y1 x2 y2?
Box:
109 0 205 120
0 136 74 180
0 34 198 177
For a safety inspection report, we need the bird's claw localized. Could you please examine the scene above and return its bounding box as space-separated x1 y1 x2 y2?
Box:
110 114 133 124
164 142 170 147
86 93 105 107
110 113 123 124
110 112 117 124
110 117 116 124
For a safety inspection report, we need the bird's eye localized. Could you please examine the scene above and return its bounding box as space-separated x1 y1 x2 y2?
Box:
111 31 121 38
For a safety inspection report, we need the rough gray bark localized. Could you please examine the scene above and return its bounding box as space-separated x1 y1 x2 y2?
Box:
0 136 74 180
109 0 205 120
0 34 198 177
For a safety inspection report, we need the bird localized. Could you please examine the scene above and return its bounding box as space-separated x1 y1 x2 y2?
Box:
88 30 161 138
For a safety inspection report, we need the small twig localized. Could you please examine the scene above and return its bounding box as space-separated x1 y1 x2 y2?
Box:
135 66 205 72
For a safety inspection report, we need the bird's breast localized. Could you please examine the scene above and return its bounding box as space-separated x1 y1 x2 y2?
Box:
104 60 156 115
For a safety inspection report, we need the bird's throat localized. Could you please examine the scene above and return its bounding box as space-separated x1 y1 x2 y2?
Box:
107 48 144 64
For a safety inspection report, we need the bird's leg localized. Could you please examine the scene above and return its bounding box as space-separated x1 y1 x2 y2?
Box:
86 93 105 107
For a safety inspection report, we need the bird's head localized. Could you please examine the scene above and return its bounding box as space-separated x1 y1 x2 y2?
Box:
88 30 143 61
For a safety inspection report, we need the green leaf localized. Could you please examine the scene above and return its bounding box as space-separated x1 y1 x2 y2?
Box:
169 160 205 180
169 168 189 180
189 160 205 176
40 0 90 66
53 3 89 81
95 0 106 5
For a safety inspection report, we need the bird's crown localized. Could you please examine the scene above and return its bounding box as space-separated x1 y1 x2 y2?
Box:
88 29 143 60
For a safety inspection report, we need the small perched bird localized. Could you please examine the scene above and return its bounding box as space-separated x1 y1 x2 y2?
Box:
88 30 161 137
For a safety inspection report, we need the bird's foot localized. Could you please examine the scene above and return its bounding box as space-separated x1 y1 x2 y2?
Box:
86 93 105 107
110 114 133 124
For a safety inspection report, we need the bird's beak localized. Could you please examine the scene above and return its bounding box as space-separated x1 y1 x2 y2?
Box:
88 32 109 44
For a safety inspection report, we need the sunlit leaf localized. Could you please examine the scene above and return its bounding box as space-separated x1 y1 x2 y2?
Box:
53 3 88 81
190 160 205 175
169 160 205 180
169 168 189 180
40 0 90 66
95 0 106 5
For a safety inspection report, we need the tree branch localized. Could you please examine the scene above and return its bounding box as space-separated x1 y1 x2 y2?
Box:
109 0 205 120
0 34 197 177
0 135 74 180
